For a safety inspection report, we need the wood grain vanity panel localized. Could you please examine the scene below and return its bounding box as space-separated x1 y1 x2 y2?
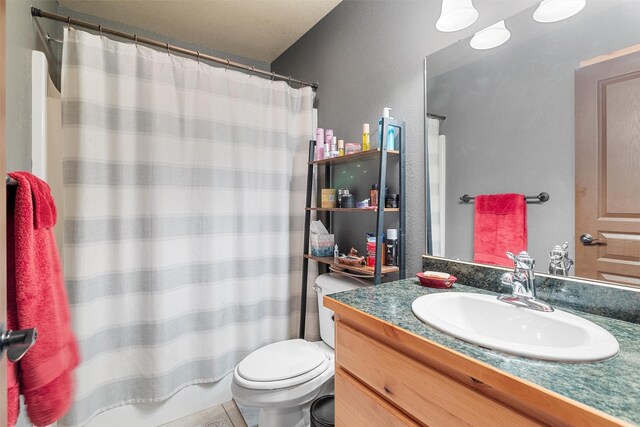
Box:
327 297 631 427
335 368 418 426
336 321 541 427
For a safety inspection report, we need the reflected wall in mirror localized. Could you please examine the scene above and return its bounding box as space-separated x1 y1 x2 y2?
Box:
427 0 640 285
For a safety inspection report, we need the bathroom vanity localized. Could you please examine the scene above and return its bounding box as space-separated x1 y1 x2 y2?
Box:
324 267 640 426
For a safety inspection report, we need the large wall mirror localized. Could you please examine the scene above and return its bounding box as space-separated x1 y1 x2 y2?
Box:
426 0 640 285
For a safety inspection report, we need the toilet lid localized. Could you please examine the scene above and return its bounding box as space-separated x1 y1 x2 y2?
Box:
237 339 327 383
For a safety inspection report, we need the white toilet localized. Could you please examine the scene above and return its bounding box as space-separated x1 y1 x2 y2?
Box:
231 273 368 427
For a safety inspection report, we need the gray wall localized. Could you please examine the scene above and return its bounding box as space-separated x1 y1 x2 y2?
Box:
428 1 640 269
272 0 532 275
7 0 61 172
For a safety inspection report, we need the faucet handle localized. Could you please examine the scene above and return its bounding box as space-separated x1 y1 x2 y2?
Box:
506 251 534 270
550 242 569 258
500 272 526 295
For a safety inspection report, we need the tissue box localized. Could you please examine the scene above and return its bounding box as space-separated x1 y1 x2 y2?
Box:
311 233 335 257
321 189 337 208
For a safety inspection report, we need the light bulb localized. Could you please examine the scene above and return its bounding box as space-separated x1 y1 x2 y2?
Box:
470 20 511 50
533 0 586 23
436 0 479 32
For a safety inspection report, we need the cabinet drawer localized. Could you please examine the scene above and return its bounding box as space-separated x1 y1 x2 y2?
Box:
336 321 543 427
336 367 418 426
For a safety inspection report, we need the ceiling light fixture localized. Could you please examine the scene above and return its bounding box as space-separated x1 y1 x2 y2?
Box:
470 20 511 50
436 0 479 32
533 0 586 23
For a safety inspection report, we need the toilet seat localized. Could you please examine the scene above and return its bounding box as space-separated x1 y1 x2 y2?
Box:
234 339 330 390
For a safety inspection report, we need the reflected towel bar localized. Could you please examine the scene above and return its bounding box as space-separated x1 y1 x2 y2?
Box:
460 192 549 203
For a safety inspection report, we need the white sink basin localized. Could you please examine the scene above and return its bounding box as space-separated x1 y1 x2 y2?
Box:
412 292 619 362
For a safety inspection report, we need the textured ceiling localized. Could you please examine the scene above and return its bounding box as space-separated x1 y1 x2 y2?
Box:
58 0 343 63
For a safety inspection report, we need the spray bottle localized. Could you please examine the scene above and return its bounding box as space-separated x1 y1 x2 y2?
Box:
378 107 395 150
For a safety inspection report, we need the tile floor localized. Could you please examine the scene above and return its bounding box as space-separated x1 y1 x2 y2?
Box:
160 400 248 427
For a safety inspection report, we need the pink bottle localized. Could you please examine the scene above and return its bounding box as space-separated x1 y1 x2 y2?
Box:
315 128 324 160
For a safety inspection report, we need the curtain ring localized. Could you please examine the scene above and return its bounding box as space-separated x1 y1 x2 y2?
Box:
196 51 200 64
133 34 138 46
271 72 276 81
249 66 255 77
225 59 230 71
288 76 292 86
67 16 71 30
98 24 103 38
166 42 170 56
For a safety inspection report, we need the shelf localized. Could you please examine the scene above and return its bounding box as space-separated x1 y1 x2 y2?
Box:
305 255 400 276
307 207 400 212
310 149 399 166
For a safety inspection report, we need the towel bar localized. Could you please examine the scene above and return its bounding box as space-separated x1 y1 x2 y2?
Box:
460 192 549 203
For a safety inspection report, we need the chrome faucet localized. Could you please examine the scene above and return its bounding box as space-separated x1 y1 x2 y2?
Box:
498 251 554 312
549 242 574 276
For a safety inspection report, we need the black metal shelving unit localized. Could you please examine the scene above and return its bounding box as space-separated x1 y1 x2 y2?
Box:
299 118 406 338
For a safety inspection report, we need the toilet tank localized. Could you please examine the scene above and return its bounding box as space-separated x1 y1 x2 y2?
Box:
315 273 370 349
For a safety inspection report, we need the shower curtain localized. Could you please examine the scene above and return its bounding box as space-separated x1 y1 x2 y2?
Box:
60 28 314 425
428 118 446 256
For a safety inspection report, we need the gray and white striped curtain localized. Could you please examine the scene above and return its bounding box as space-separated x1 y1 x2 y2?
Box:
60 28 314 425
428 118 446 256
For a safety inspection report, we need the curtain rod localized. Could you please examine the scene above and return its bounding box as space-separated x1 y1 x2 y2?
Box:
31 7 319 90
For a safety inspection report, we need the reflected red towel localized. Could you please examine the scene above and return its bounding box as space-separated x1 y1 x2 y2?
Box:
473 193 527 267
6 172 79 426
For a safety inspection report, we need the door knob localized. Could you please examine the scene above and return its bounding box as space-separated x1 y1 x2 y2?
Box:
0 323 37 362
580 233 601 245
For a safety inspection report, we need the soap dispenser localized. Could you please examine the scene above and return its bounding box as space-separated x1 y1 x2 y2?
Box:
378 107 395 150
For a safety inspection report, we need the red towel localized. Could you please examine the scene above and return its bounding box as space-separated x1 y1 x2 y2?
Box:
473 193 527 267
6 171 79 426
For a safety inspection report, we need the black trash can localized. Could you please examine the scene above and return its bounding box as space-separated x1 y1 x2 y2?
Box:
310 394 334 427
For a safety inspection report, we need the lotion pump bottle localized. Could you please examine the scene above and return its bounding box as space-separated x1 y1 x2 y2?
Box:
378 107 395 150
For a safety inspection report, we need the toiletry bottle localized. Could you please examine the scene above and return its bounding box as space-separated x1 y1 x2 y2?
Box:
378 107 395 150
370 184 378 207
362 123 370 151
331 136 338 157
315 128 324 160
317 143 325 161
338 139 345 156
334 244 339 263
323 129 332 160
386 229 398 266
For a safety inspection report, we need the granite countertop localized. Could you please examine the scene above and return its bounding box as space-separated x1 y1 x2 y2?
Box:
328 279 640 426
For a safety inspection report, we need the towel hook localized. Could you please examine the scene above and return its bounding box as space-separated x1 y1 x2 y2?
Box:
0 322 38 363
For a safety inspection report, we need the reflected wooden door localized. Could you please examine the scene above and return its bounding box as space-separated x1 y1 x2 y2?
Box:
575 47 640 286
0 0 8 424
